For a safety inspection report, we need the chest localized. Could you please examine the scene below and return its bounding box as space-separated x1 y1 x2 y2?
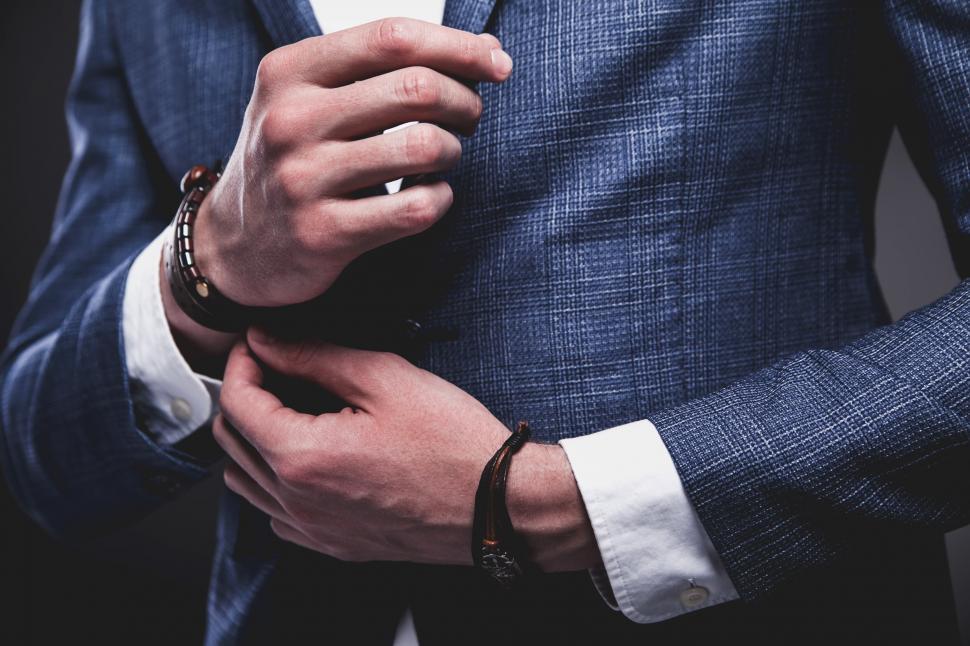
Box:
114 0 856 192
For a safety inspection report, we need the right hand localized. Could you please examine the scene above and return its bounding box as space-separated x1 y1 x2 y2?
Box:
193 18 513 307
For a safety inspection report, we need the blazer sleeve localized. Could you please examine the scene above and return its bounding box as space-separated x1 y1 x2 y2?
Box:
0 0 210 541
650 0 970 599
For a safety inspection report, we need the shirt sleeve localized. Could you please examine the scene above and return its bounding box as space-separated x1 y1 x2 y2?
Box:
122 228 222 445
559 420 739 623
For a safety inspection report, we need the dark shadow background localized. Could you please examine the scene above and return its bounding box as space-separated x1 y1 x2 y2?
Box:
0 1 967 644
0 3 223 644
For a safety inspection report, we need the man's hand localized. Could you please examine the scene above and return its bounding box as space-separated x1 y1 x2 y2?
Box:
213 330 600 571
194 19 513 308
159 19 512 370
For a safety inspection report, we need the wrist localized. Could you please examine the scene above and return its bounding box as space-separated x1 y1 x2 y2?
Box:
191 196 248 306
158 248 237 377
506 442 601 572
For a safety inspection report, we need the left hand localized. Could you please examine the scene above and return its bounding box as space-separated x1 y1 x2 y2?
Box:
213 330 600 570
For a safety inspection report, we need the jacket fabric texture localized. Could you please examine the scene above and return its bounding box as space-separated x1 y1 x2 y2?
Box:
2 0 969 643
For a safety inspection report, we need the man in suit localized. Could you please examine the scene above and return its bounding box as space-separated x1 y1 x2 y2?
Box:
2 0 969 644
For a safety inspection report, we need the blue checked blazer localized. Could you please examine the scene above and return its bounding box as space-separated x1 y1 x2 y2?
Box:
3 0 970 643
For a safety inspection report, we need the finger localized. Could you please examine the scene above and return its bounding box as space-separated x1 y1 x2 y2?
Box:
321 67 484 138
212 414 279 495
223 460 289 521
316 181 454 254
274 19 512 88
269 518 320 552
220 341 318 455
247 329 402 406
319 123 461 196
478 33 502 50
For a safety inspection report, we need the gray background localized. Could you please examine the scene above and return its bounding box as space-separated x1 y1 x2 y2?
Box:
876 137 963 329
877 135 970 644
0 1 967 643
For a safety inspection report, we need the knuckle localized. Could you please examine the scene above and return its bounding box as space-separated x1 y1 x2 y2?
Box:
276 458 308 488
329 478 375 507
375 350 409 374
320 214 362 259
295 206 335 253
399 189 443 231
410 186 452 231
322 221 363 261
255 48 290 88
479 33 502 50
373 18 417 58
274 159 311 203
372 350 397 369
469 93 484 122
404 124 449 166
291 212 320 253
317 203 348 240
455 33 481 66
259 103 300 150
397 67 440 109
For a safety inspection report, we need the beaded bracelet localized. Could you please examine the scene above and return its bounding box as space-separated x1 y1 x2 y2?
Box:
164 164 260 332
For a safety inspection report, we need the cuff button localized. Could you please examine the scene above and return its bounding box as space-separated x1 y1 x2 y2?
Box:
680 585 710 609
170 397 193 423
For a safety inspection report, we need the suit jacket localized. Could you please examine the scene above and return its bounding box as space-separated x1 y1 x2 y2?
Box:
2 0 969 643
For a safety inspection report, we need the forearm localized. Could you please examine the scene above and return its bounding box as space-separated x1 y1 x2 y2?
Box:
653 278 970 599
157 231 236 378
0 227 235 538
0 259 208 539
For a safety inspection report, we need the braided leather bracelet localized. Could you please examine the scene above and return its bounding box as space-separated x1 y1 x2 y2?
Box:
471 421 533 586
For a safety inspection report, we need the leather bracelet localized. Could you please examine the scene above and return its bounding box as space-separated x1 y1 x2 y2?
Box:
471 421 532 586
164 164 270 332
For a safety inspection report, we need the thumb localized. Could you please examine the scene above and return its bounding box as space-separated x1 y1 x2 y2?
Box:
246 327 371 405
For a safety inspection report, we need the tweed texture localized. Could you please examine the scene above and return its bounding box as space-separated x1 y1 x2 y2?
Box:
2 0 969 643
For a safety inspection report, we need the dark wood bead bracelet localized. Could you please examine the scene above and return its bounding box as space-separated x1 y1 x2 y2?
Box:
163 164 268 332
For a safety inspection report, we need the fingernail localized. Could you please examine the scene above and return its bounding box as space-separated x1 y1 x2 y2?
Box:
490 48 513 77
248 326 275 345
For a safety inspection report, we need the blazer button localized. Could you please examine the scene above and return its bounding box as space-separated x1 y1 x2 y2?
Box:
143 472 182 498
402 318 423 341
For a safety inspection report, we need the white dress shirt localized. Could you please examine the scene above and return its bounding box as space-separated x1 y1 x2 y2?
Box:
121 0 739 635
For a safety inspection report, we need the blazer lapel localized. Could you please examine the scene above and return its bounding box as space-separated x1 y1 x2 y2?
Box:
443 0 500 35
249 0 321 47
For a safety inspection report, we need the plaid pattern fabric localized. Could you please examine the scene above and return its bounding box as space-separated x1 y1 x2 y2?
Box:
2 0 968 643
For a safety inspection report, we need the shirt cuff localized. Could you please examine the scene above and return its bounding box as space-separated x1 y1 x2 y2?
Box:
122 228 222 445
559 420 739 623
